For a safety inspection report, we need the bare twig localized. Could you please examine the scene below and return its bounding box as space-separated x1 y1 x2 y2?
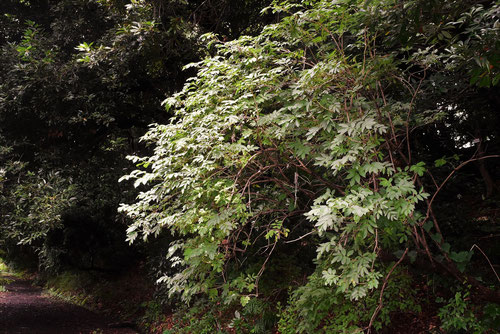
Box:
255 240 278 296
470 244 500 284
367 248 408 334
284 231 314 244
424 155 500 222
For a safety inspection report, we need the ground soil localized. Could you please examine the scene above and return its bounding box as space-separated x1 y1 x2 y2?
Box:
0 275 137 334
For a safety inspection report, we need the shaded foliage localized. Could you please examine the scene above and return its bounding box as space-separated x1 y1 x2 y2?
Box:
0 0 272 272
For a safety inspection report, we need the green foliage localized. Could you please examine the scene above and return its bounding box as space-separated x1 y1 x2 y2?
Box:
482 303 500 332
0 0 275 276
0 256 26 279
162 297 275 334
1 0 499 332
140 300 164 328
0 0 202 271
0 167 76 247
0 259 8 273
277 266 420 333
120 0 500 330
437 289 499 334
164 299 226 334
120 0 430 311
230 298 276 334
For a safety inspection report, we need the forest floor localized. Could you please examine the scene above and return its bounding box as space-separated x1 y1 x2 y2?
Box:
0 273 138 334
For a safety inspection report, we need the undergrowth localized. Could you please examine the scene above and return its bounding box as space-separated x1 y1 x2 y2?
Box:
42 267 155 330
435 287 500 334
0 255 28 278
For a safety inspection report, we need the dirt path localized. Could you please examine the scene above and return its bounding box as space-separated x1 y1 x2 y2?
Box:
0 275 138 334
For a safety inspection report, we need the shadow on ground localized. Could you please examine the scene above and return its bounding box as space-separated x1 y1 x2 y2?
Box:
0 274 137 334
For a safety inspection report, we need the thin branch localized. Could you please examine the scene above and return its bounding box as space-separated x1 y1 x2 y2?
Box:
255 239 278 296
367 248 408 334
284 231 315 244
424 155 500 221
470 244 500 283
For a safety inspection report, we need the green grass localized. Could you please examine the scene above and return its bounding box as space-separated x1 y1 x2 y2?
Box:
0 258 8 272
0 257 28 279
0 258 11 292
44 271 91 306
